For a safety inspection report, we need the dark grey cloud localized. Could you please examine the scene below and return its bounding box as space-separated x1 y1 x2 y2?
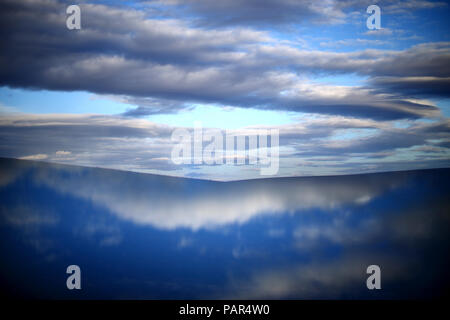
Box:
118 96 192 116
149 0 447 28
369 76 450 97
332 158 450 175
293 119 450 157
0 114 179 171
169 0 346 28
0 112 448 179
0 0 448 120
245 42 450 78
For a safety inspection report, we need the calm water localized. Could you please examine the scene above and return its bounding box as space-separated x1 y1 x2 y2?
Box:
0 158 449 299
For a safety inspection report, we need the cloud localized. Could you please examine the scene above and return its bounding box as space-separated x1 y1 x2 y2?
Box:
74 218 123 247
0 0 448 179
166 0 347 27
1 157 449 298
320 38 388 47
365 28 393 36
55 150 71 155
369 76 450 97
0 0 448 120
0 113 177 172
19 154 48 160
293 118 450 155
0 112 449 179
0 204 59 255
267 228 285 238
224 254 401 299
151 0 447 28
222 189 450 299
177 236 193 248
0 205 58 227
383 0 447 13
7 159 410 230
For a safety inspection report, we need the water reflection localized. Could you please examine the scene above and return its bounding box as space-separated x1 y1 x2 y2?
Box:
0 158 449 299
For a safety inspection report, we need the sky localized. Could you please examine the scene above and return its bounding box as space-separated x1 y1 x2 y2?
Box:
0 0 449 180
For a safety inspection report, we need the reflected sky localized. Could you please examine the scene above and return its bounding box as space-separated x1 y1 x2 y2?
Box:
0 158 449 299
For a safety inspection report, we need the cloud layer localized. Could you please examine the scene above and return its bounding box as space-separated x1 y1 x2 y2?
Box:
0 0 449 179
0 0 448 120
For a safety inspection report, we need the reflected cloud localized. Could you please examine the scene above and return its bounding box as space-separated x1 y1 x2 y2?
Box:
225 254 406 299
0 158 449 299
74 218 123 247
0 205 58 228
293 217 381 249
0 204 59 257
0 158 410 230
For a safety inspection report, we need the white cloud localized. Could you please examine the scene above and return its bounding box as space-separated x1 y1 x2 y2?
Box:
365 28 393 36
55 150 71 156
19 154 48 160
24 164 405 230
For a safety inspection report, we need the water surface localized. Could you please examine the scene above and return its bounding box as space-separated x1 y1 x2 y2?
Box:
0 158 449 299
